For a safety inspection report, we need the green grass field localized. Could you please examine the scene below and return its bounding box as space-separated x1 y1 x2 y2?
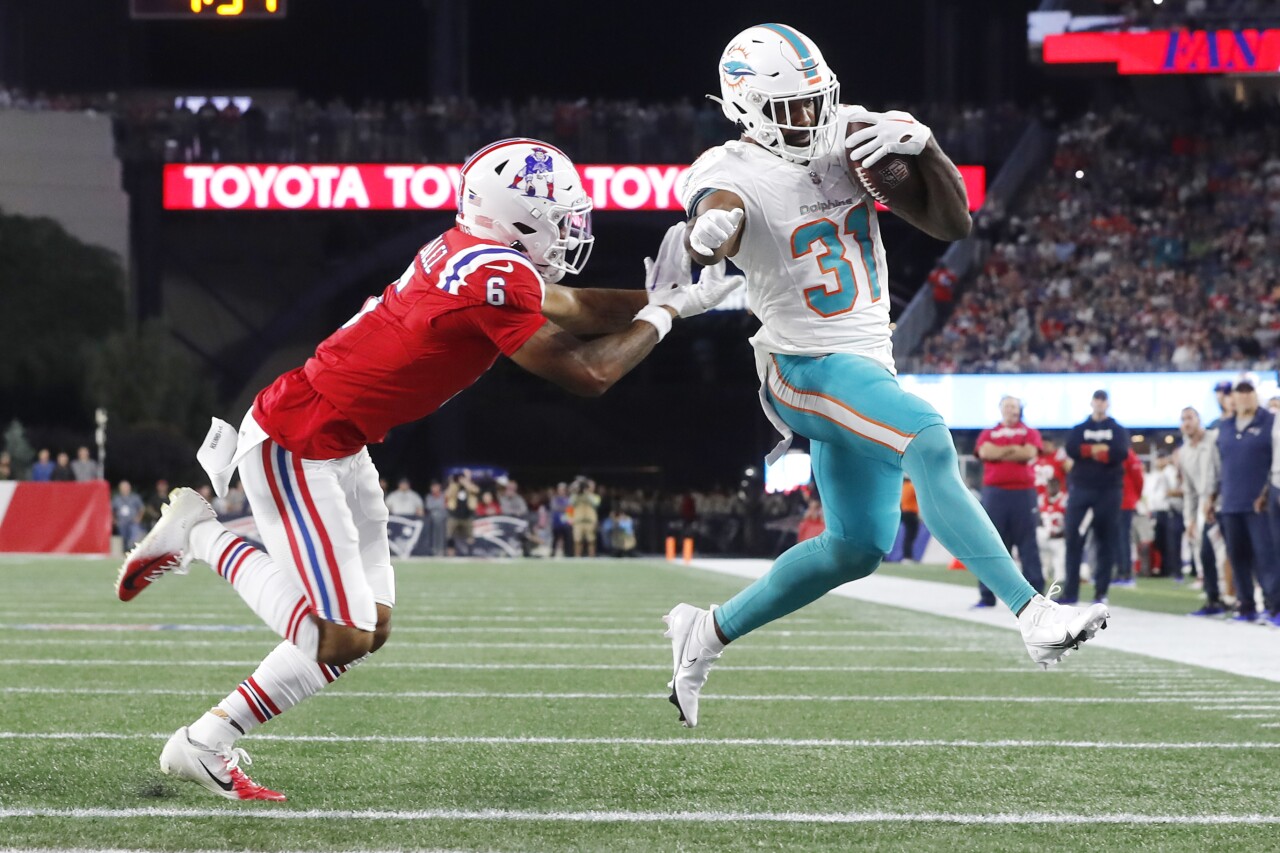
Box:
2 555 1279 851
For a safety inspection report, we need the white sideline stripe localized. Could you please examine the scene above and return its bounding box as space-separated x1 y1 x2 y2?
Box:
5 732 1280 750
18 636 988 652
0 659 1010 672
1228 714 1280 719
4 806 1280 826
686 559 1280 682
0 623 982 638
2 687 1250 704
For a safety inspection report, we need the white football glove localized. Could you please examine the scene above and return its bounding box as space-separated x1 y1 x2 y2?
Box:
688 207 744 257
644 222 746 318
844 110 932 168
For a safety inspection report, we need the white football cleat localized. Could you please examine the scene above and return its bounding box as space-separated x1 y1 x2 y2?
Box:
159 726 286 802
1018 590 1110 669
663 602 722 728
116 487 214 601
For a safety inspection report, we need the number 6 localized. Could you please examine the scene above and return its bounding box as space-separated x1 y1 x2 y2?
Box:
486 276 507 306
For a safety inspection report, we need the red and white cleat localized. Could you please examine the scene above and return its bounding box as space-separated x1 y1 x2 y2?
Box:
115 487 214 602
159 726 287 802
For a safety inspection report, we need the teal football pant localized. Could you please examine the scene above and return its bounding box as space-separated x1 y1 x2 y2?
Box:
714 353 1037 641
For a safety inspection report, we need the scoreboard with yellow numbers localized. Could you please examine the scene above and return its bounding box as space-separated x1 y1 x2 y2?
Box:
130 0 287 19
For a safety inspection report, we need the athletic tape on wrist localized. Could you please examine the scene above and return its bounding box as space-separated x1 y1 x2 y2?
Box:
634 304 673 342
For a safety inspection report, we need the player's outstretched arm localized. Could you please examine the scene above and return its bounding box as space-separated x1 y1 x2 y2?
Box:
686 190 746 266
542 284 649 336
509 310 674 397
887 137 971 242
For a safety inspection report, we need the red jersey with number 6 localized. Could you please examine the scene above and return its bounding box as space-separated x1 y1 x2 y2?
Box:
254 228 547 459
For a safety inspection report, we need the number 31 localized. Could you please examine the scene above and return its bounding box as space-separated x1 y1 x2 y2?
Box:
791 206 881 317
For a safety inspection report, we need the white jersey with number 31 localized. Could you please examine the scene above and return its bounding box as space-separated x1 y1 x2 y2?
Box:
679 105 894 372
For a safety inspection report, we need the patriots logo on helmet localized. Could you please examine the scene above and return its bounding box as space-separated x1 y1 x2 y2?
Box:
508 146 556 201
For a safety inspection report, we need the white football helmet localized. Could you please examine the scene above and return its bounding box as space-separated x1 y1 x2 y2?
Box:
456 138 594 282
712 24 841 163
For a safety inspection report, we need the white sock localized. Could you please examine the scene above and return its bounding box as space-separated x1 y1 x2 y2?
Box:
191 640 370 743
697 605 725 654
190 520 319 660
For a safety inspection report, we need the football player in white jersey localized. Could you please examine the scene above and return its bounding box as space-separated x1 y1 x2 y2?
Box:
662 23 1112 727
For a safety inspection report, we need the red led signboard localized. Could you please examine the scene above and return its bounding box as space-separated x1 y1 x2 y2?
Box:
163 163 987 212
1043 29 1280 75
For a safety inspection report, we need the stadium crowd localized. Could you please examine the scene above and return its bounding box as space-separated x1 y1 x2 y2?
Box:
915 103 1280 374
0 82 1027 168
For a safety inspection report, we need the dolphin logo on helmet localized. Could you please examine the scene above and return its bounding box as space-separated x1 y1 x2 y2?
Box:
709 23 841 164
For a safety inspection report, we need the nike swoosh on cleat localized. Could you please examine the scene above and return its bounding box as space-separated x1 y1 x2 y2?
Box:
200 761 234 792
681 656 699 668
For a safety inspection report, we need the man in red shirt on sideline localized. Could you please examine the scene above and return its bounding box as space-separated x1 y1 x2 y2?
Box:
973 396 1046 607
1112 448 1145 586
111 138 742 802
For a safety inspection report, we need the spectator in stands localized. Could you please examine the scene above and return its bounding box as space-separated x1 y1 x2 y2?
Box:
425 481 448 556
30 449 53 482
50 451 75 481
112 479 145 553
604 508 638 557
0 451 12 481
1114 448 1145 586
384 478 425 518
928 263 957 331
914 105 1280 374
1179 406 1226 615
550 483 572 557
445 471 479 556
973 396 1045 607
476 490 501 517
796 499 825 543
570 477 601 557
143 479 170 531
1211 374 1280 622
899 475 920 561
498 480 529 519
70 446 102 481
1063 390 1130 605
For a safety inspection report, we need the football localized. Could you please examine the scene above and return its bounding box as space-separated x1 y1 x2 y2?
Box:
844 120 927 210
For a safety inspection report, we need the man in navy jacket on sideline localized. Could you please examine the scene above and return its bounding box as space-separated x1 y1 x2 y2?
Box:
1212 373 1280 622
1062 390 1130 604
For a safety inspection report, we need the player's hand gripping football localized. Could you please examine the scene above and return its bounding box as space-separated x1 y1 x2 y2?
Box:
645 222 745 318
845 110 932 167
687 207 744 257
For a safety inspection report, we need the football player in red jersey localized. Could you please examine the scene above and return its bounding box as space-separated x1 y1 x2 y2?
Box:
113 138 742 801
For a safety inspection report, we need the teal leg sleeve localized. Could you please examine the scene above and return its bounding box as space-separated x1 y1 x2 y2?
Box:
715 441 896 641
901 423 1037 615
715 530 882 641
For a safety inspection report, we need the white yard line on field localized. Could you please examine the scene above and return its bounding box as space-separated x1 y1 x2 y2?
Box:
0 687 1238 703
3 806 1280 825
0 655 1029 671
4 732 1280 749
688 559 1280 683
